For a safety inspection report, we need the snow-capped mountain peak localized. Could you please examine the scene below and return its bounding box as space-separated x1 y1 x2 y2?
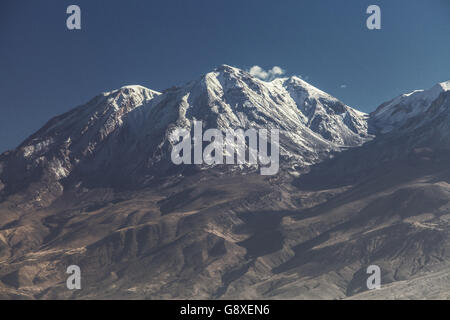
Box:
0 65 374 205
437 80 450 91
371 80 450 134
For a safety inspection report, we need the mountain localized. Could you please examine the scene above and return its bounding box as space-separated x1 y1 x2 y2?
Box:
301 80 450 187
0 66 449 300
371 81 450 134
0 65 370 208
370 81 450 152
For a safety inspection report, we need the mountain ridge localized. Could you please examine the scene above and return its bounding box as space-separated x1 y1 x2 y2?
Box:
0 66 449 300
0 65 373 207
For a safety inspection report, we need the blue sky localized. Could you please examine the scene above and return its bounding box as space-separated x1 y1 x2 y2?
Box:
1 0 449 152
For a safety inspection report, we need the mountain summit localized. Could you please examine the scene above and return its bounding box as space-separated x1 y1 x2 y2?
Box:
0 67 449 300
371 80 450 133
0 65 371 206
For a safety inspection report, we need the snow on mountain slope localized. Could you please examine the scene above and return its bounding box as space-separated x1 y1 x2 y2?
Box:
20 85 160 159
0 85 161 203
369 80 450 151
279 75 369 145
0 65 371 206
157 65 371 163
371 81 450 134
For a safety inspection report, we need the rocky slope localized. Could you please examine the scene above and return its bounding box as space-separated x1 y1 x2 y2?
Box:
0 65 371 209
0 67 449 299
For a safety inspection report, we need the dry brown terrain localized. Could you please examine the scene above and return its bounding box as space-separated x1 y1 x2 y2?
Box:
0 147 449 299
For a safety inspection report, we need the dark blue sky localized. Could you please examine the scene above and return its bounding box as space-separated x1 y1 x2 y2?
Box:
1 0 449 152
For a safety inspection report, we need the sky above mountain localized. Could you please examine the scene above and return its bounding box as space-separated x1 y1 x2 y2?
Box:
1 0 449 153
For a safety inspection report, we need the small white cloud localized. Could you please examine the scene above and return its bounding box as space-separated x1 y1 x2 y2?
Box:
340 84 347 89
249 66 268 80
248 65 286 81
270 66 285 76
